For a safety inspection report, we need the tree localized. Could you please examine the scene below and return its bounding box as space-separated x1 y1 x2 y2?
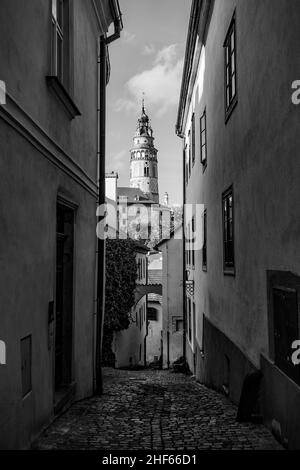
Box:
102 239 138 365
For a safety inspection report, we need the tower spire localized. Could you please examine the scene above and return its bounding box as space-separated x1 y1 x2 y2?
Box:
142 92 145 114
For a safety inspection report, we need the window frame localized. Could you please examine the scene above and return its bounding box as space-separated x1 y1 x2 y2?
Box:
191 113 196 167
191 216 195 269
202 209 207 271
200 108 207 169
188 130 191 179
224 12 238 123
51 0 70 86
222 186 235 275
48 0 79 118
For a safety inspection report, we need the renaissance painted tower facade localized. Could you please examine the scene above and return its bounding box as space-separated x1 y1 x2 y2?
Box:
130 103 159 204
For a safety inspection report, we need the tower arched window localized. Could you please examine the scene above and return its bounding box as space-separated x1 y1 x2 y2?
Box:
144 162 149 177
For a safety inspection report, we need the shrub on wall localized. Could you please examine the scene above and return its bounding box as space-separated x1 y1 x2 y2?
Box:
102 239 138 365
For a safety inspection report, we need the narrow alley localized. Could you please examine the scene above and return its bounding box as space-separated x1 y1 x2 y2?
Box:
34 369 282 451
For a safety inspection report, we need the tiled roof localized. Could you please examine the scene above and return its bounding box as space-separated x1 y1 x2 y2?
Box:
148 293 162 303
148 269 162 285
133 241 149 253
117 187 155 204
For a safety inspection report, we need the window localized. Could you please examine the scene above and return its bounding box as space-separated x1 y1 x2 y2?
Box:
176 319 183 332
191 216 195 268
191 113 195 167
21 335 32 397
187 223 191 267
200 109 207 166
148 308 158 322
222 187 235 272
49 1 79 118
202 210 207 270
188 298 192 342
51 0 70 86
188 131 191 178
224 13 237 119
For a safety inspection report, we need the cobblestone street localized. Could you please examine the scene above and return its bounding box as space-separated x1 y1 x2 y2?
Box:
33 368 282 451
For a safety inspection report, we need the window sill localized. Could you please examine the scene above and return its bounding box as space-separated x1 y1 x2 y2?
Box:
46 76 81 120
224 267 236 277
225 96 238 124
202 265 207 272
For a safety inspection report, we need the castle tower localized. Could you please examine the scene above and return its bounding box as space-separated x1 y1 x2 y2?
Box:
130 101 159 204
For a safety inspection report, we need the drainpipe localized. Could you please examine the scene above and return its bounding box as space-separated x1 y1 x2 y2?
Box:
95 11 123 395
176 129 187 364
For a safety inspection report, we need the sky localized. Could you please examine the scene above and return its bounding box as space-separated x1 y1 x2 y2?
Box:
106 0 192 206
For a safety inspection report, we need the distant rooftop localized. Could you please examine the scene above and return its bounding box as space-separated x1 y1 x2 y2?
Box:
117 187 155 204
148 293 162 303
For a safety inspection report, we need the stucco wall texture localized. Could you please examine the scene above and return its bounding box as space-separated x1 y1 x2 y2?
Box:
113 296 147 368
0 0 114 449
160 231 184 368
181 0 300 448
184 0 300 370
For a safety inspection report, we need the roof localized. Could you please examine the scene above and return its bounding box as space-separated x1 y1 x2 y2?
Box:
176 0 212 136
148 269 162 285
117 187 155 204
133 241 149 254
148 294 162 304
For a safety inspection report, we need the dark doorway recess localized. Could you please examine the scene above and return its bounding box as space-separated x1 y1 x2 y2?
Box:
55 202 75 409
267 271 300 387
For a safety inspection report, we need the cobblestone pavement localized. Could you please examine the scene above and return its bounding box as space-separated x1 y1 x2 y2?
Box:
34 368 282 450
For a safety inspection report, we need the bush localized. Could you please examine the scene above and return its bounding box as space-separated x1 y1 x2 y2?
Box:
102 239 138 365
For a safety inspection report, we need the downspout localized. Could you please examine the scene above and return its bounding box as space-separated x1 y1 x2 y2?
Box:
176 130 186 364
95 12 122 395
182 143 187 364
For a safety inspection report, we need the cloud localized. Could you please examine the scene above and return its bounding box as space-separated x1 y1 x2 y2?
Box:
154 44 177 64
142 44 155 56
115 98 136 113
116 44 184 118
122 30 136 45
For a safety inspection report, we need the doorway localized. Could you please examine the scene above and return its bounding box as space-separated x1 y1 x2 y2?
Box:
55 202 74 394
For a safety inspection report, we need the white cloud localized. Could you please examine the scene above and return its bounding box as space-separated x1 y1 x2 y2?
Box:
116 44 183 118
122 30 136 45
142 44 155 56
154 44 177 65
115 98 136 113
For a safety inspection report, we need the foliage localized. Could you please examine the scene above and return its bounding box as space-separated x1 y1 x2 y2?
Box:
102 239 139 365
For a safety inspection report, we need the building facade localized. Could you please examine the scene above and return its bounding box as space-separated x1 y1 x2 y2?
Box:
146 294 163 366
177 0 300 449
156 227 184 369
113 244 149 368
0 0 122 449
